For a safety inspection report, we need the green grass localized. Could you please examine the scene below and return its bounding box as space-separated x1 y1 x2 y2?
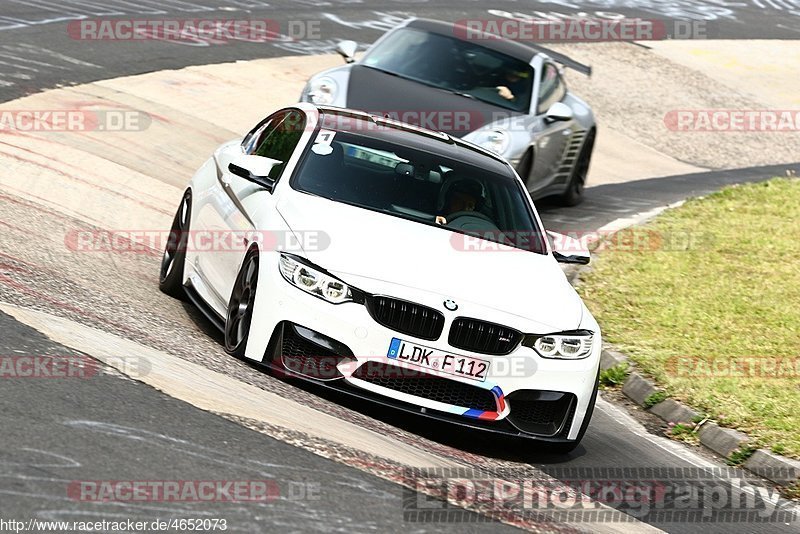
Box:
644 391 668 409
599 363 629 388
727 445 757 467
579 178 800 458
670 423 700 445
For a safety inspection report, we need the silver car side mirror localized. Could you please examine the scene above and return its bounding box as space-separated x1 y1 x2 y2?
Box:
336 40 358 64
545 102 574 123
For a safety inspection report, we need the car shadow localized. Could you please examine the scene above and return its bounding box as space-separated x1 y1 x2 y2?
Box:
181 299 224 345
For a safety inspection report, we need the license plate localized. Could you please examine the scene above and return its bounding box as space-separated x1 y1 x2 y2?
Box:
387 338 489 382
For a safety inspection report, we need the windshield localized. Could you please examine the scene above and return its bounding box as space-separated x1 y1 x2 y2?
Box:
360 28 534 113
291 129 546 254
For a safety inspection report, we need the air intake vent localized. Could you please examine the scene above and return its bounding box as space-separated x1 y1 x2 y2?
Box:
449 318 522 355
506 391 576 437
366 296 444 340
353 362 497 412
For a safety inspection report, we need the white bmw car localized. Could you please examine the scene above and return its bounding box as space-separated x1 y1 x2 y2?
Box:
160 103 601 452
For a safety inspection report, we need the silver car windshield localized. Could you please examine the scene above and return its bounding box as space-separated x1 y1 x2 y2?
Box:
360 28 534 113
291 129 547 254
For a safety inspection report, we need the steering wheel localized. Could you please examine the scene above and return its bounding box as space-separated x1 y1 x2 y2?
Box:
463 53 494 78
446 211 500 232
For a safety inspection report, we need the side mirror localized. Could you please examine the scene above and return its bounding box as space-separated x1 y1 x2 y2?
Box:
547 231 590 265
544 102 574 123
335 40 358 64
228 155 282 192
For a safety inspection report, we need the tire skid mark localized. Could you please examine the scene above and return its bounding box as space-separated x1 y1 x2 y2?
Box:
0 125 209 193
0 129 176 207
0 195 169 336
0 192 161 287
0 140 172 216
0 190 92 225
0 252 83 281
0 244 155 289
0 199 162 288
0 229 179 351
0 219 54 243
0 270 155 346
48 86 244 144
1 184 145 236
66 85 250 141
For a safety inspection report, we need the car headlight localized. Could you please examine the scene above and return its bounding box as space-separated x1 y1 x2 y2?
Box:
306 76 338 105
279 254 354 304
524 331 594 360
481 129 510 155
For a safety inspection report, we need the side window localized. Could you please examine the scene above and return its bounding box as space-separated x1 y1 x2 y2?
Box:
250 110 306 179
242 116 276 154
537 64 566 115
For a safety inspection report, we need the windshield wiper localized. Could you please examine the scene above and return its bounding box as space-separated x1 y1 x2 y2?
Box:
361 64 404 79
438 88 476 100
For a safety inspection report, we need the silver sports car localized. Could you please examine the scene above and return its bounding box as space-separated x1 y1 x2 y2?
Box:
301 18 596 206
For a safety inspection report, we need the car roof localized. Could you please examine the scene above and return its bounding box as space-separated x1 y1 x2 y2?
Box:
406 18 537 64
312 105 512 174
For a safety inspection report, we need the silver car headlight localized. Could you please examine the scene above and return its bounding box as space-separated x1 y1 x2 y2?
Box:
306 76 338 105
279 254 354 304
525 331 594 360
480 129 510 155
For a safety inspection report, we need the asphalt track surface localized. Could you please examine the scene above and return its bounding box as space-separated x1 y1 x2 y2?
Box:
1 2 800 533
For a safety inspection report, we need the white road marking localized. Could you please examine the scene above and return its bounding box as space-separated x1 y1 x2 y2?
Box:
594 201 685 235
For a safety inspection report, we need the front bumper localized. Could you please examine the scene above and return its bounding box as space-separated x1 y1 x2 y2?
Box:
245 253 601 442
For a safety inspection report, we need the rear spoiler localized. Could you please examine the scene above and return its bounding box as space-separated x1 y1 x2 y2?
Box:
530 44 592 77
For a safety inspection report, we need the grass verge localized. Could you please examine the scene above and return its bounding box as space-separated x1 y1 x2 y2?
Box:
579 178 800 458
599 363 629 388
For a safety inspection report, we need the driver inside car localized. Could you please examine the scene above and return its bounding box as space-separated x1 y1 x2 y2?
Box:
495 66 531 103
438 177 488 225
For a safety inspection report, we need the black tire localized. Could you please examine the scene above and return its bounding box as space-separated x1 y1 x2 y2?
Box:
159 189 191 299
224 249 259 359
544 369 600 454
559 130 595 207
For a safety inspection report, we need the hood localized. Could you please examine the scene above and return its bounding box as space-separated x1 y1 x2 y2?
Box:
276 191 583 331
345 65 520 137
